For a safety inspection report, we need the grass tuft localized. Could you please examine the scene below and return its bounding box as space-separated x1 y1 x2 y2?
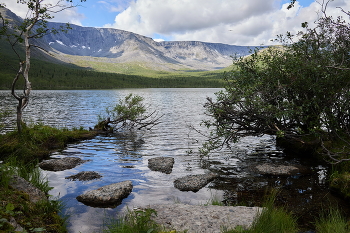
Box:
315 207 349 233
224 189 298 233
0 161 67 232
104 208 165 233
0 123 98 163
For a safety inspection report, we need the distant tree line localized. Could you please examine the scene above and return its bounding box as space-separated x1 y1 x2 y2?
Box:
0 54 224 90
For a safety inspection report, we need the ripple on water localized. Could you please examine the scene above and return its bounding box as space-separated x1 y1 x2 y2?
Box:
1 89 344 232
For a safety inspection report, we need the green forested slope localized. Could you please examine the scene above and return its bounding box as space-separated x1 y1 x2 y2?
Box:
0 41 225 89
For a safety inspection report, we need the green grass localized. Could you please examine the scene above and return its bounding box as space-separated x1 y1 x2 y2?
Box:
104 191 349 233
0 123 99 232
224 189 299 233
0 123 98 163
0 160 67 232
315 207 349 233
104 208 165 233
56 52 232 78
0 41 227 90
205 194 224 206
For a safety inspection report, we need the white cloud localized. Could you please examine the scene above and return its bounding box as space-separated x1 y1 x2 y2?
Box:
104 0 350 45
2 0 84 26
3 0 350 46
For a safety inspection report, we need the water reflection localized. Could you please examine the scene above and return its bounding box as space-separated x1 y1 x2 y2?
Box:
0 89 342 232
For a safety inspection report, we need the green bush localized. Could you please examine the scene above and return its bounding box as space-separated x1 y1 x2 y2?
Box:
202 6 350 158
96 93 162 131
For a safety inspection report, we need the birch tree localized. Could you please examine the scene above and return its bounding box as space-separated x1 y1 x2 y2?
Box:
0 0 84 133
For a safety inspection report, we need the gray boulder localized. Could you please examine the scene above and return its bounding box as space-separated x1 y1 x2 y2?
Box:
148 204 262 233
148 157 175 174
253 163 310 176
174 173 218 192
39 157 89 171
9 176 47 203
76 180 133 207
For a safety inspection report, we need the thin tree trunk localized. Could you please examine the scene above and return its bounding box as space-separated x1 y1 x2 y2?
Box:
11 30 32 133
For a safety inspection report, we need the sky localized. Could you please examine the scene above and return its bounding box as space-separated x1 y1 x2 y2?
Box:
2 0 349 45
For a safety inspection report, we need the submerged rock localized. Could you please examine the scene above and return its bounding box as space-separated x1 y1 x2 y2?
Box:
148 157 175 174
65 171 102 181
174 173 219 192
253 163 310 176
76 180 133 207
9 175 47 203
39 157 89 171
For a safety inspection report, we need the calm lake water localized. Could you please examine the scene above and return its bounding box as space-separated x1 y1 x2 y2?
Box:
0 89 337 232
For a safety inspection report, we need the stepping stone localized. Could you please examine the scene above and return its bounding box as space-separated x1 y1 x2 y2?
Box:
148 157 175 174
174 173 218 192
76 180 133 207
39 157 89 171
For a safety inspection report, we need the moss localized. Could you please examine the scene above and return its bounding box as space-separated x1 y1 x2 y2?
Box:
0 124 99 232
0 187 67 232
0 124 98 163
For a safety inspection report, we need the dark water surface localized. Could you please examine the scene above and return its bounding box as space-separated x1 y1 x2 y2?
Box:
0 89 345 232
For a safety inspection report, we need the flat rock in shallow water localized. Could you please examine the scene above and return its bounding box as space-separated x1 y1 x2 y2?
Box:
65 171 102 181
39 157 89 171
9 176 47 203
174 173 218 192
76 180 133 207
148 157 175 174
253 163 309 176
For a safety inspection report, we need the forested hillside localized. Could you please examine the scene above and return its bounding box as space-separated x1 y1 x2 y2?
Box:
0 42 224 89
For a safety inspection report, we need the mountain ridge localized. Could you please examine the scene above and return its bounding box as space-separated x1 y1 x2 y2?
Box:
1 7 262 72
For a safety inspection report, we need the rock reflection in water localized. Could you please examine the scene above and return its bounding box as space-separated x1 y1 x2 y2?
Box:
1 89 347 232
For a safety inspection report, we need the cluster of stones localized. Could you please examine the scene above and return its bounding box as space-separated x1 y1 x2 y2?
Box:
38 157 133 207
35 155 220 208
20 155 310 211
147 157 219 192
14 156 310 232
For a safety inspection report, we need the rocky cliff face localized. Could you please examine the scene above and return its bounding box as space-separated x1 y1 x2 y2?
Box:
41 22 258 70
2 7 260 71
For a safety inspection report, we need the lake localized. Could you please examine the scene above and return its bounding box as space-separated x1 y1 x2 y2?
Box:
0 89 338 232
